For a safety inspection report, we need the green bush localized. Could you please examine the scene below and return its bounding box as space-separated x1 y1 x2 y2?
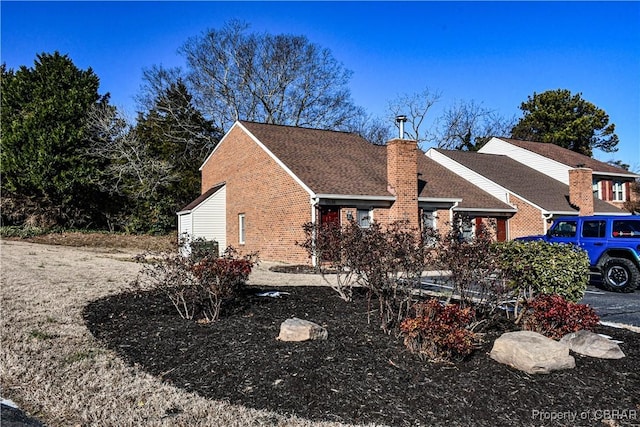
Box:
494 240 590 302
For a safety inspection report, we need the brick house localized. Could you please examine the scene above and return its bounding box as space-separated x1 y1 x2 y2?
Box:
427 140 636 239
178 121 516 263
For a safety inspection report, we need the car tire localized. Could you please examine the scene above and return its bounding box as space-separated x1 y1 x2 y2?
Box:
601 258 639 293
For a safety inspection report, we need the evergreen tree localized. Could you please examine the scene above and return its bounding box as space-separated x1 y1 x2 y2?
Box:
511 89 619 156
1 52 110 228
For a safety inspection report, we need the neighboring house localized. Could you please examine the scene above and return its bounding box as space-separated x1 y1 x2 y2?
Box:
178 121 516 264
427 144 633 239
479 137 639 211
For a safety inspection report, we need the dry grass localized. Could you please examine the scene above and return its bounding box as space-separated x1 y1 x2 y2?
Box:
0 239 370 427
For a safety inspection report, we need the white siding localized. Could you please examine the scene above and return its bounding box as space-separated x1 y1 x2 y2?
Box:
192 185 227 250
479 138 571 184
425 149 511 204
178 213 192 238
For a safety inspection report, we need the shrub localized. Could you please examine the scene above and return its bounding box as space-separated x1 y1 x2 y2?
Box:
299 219 434 331
191 247 257 321
400 299 478 362
341 220 432 332
521 294 600 340
298 221 356 302
138 245 257 322
494 240 590 303
434 215 513 315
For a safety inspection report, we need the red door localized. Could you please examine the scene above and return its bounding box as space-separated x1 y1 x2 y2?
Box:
496 218 507 241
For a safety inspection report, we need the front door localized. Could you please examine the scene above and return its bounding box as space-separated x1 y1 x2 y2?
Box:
496 218 507 241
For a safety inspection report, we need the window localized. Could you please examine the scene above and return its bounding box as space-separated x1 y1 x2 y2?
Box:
238 214 246 244
422 211 436 231
592 179 601 199
550 220 577 238
612 181 624 202
612 219 640 238
581 220 606 238
422 212 438 246
357 209 372 228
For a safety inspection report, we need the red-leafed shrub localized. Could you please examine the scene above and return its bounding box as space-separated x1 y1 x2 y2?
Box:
191 247 257 322
400 299 479 362
522 294 600 340
138 246 257 322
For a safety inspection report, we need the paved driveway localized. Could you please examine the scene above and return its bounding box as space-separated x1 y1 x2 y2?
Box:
421 275 640 329
581 280 640 328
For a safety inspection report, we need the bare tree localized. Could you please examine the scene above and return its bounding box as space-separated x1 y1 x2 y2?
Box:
433 100 516 150
387 87 442 144
177 20 363 132
85 103 176 199
348 113 394 145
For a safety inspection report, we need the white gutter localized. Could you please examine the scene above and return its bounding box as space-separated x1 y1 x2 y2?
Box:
315 194 396 202
454 207 518 214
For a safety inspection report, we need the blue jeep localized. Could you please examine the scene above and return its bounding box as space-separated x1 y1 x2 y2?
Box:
516 215 640 292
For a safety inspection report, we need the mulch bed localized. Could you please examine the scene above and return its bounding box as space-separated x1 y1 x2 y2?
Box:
84 286 640 427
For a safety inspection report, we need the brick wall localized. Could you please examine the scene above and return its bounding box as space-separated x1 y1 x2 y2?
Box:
507 193 545 238
201 126 312 264
387 138 419 230
569 168 594 216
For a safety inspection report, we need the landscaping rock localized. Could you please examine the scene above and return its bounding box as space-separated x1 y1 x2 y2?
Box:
490 331 575 374
277 317 328 342
560 330 625 359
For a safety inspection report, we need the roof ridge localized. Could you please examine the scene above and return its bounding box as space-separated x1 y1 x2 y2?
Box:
238 120 360 137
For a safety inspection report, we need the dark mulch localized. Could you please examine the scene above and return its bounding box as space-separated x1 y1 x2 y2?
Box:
83 287 640 427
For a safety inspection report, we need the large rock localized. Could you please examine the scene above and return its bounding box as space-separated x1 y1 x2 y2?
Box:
560 330 625 359
277 318 328 342
490 331 575 374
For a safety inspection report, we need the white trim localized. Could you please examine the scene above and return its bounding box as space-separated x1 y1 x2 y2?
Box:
238 213 246 245
176 184 226 215
242 122 316 197
593 171 640 179
315 193 395 202
426 148 514 206
454 207 518 213
418 197 463 203
200 121 316 197
199 122 241 171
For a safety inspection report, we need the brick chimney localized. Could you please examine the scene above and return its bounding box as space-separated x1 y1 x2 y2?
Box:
387 138 419 229
569 168 594 216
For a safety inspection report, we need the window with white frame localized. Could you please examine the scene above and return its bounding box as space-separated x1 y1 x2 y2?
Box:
238 214 246 244
357 209 373 228
612 181 624 202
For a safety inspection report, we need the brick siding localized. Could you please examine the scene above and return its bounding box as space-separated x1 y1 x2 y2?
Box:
507 193 545 238
201 127 312 264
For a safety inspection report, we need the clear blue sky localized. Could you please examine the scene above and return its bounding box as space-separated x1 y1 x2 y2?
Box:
2 1 639 167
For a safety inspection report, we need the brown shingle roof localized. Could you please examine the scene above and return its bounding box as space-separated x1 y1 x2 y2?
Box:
239 121 513 212
436 149 624 214
498 138 638 176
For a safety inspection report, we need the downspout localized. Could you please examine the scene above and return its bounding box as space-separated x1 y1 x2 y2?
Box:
542 212 553 234
310 197 319 267
449 201 459 223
